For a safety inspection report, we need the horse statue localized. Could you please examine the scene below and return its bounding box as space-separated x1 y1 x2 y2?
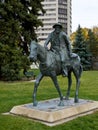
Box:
29 40 83 106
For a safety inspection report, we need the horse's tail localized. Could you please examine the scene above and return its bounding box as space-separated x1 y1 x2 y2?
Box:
79 64 83 78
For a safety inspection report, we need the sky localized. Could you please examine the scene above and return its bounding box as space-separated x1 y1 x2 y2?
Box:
72 0 98 32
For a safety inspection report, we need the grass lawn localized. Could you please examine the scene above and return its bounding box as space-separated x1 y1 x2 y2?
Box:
0 71 98 130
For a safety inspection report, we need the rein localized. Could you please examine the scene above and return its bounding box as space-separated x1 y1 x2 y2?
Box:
38 47 54 71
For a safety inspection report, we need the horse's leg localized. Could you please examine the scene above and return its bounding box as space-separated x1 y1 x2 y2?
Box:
51 73 64 106
73 68 81 103
65 71 72 100
33 73 43 106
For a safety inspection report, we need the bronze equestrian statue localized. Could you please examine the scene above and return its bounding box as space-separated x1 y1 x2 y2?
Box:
29 23 83 106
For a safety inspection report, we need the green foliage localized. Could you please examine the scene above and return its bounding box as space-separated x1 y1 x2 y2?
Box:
92 27 98 59
70 26 98 69
72 25 92 70
0 71 98 129
0 0 45 42
0 0 44 81
86 29 98 57
0 43 30 81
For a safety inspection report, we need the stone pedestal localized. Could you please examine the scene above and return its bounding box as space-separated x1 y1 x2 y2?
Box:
10 98 98 126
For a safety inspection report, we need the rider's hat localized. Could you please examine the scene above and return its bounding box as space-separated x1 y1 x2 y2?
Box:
53 23 63 29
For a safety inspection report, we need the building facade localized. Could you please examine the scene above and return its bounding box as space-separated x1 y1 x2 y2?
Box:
36 0 72 45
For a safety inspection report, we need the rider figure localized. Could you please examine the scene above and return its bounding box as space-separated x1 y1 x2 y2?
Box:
44 23 72 76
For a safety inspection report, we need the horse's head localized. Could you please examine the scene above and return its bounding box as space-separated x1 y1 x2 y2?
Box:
29 40 38 62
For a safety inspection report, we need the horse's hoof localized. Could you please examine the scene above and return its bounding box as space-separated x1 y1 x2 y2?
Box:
74 98 79 103
65 97 69 100
58 101 64 106
33 101 38 106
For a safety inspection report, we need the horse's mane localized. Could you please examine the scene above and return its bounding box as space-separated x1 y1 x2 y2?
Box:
31 40 47 54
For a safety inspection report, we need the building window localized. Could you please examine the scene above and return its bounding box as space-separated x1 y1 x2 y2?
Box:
58 8 67 15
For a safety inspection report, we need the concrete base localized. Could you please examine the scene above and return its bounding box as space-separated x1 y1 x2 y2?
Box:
10 98 98 126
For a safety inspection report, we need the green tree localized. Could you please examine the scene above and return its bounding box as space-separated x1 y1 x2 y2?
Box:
88 28 98 57
71 26 98 57
71 28 89 43
91 27 98 69
72 25 92 70
0 0 44 80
